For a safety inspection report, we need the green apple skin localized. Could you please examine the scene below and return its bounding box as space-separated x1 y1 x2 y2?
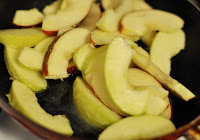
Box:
7 80 73 136
73 77 122 129
0 28 47 48
4 46 47 92
98 115 176 140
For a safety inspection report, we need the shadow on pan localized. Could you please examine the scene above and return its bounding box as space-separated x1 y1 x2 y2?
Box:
0 0 200 139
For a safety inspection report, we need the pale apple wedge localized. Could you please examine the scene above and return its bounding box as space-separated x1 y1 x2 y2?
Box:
0 28 47 48
98 115 176 140
97 0 152 32
90 29 139 45
34 36 56 53
43 28 90 79
73 43 97 71
42 0 92 32
4 46 47 92
73 77 122 129
82 37 168 116
43 0 62 15
131 44 196 101
150 29 185 75
101 0 121 10
78 2 102 31
18 47 44 71
13 8 44 27
121 10 184 36
7 80 73 136
57 26 75 36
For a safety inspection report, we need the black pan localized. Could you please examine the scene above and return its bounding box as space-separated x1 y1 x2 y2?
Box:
0 0 200 139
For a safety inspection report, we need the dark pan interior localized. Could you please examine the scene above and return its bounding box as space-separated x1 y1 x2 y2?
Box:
0 0 200 139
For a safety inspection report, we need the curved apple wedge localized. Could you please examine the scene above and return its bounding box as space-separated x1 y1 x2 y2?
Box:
98 115 176 140
104 37 168 115
7 80 73 136
73 77 122 129
4 46 47 92
121 10 184 36
42 0 92 32
43 28 90 79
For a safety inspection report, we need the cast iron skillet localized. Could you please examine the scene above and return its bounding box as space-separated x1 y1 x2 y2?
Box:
0 0 200 139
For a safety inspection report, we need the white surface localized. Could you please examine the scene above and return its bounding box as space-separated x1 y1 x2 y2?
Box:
0 110 42 140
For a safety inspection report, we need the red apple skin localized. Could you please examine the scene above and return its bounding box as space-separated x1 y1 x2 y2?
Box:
67 66 79 76
120 25 124 34
90 35 96 45
42 29 57 36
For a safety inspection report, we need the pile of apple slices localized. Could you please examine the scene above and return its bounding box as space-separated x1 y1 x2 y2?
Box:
0 0 196 139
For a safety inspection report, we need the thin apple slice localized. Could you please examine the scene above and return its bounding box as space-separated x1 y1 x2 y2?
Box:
43 0 62 15
101 0 121 10
90 29 139 45
57 26 75 36
4 46 47 92
73 77 122 129
78 2 102 31
150 29 185 75
131 44 196 101
18 47 44 71
42 0 92 33
98 115 176 140
34 36 56 53
73 43 97 71
97 0 152 32
13 8 44 27
7 80 73 135
121 10 184 36
43 28 90 79
160 98 172 120
0 28 47 48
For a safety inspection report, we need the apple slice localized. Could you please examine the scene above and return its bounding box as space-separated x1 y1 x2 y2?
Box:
42 0 92 33
141 31 157 48
13 8 44 27
73 77 122 129
78 2 101 31
42 0 62 15
7 80 73 135
34 36 56 53
59 0 69 10
4 46 47 92
97 0 152 32
73 43 97 71
0 28 47 48
160 98 172 120
101 0 121 10
82 37 168 116
131 44 196 101
98 115 176 140
121 10 184 36
18 47 44 71
57 26 75 36
43 28 90 79
90 29 139 45
150 29 185 75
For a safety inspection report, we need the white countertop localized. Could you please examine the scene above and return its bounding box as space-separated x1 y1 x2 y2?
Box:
0 110 42 140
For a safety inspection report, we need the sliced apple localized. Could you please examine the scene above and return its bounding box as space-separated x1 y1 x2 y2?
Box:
90 29 139 45
42 0 62 15
4 46 47 92
43 28 90 79
78 2 101 31
34 36 56 53
97 0 152 32
13 8 44 27
160 98 172 120
18 47 44 71
98 115 176 140
82 37 168 116
73 43 97 71
101 0 121 10
57 26 75 36
150 29 185 75
121 10 184 36
0 28 47 48
141 31 157 48
7 80 73 135
59 0 69 10
131 44 196 101
73 77 122 129
42 0 92 33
